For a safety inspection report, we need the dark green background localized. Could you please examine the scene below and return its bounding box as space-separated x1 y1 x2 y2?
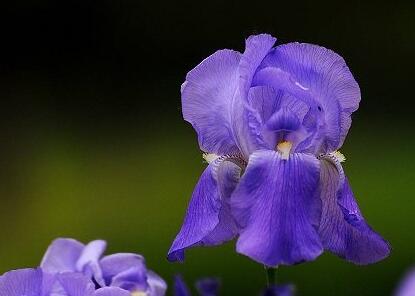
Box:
0 1 413 295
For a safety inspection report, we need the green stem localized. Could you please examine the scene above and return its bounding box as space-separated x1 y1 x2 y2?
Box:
265 266 278 287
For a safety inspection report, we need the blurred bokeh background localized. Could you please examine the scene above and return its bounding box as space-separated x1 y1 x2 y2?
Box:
0 0 413 295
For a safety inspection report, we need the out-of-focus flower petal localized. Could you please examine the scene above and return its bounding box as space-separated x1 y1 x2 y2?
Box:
232 150 323 266
57 272 95 296
395 268 415 296
100 253 146 286
147 270 167 296
76 240 106 271
0 268 47 296
41 238 84 273
110 266 148 292
41 271 56 295
94 287 130 296
173 275 191 296
318 157 390 264
258 43 361 152
195 277 220 296
168 158 241 262
262 284 295 296
181 49 241 155
76 240 107 286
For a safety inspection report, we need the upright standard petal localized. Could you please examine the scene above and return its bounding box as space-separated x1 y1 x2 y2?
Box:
231 34 277 158
258 43 361 151
239 34 276 95
318 157 390 264
232 150 323 266
0 268 45 296
76 240 106 272
168 158 241 262
181 49 241 155
41 238 85 273
76 240 107 286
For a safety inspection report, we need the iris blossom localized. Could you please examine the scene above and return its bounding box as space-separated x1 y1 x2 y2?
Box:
41 238 166 296
0 268 130 296
173 275 219 296
262 284 294 296
168 34 390 266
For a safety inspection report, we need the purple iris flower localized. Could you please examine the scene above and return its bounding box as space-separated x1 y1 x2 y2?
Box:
262 284 295 296
0 268 129 296
174 275 220 296
168 33 390 266
41 238 167 296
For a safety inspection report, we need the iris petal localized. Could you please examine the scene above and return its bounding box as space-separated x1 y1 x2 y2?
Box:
110 266 148 292
57 272 95 296
181 49 241 155
232 34 277 158
262 284 295 296
395 268 415 296
94 287 130 296
173 275 191 296
168 158 241 262
258 43 361 152
248 86 280 123
265 107 301 132
232 150 323 266
0 268 44 296
100 253 146 286
76 240 107 286
40 238 84 273
195 278 220 296
147 270 168 296
239 34 276 95
318 157 391 264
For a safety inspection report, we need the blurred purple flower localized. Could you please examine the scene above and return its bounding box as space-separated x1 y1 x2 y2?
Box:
174 275 220 296
41 238 166 296
395 268 415 296
173 275 191 296
0 268 129 296
195 278 220 296
168 33 390 266
262 284 295 296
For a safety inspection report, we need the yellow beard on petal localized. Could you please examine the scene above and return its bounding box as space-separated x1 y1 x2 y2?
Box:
276 141 292 160
131 291 148 296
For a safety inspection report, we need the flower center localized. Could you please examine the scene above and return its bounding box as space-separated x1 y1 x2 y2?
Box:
276 141 292 160
131 291 148 296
